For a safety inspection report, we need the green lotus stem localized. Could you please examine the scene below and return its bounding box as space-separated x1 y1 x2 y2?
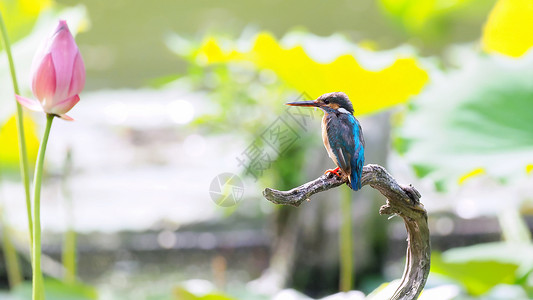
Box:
339 186 353 292
2 219 23 288
0 170 23 288
3 233 22 288
32 114 54 300
62 149 77 284
63 228 77 283
0 10 34 251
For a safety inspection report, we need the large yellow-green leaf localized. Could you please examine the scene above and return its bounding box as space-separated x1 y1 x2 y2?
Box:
0 114 38 175
179 32 428 116
431 252 518 296
395 51 533 190
482 0 533 57
173 286 236 300
431 242 533 295
378 0 495 39
13 278 97 300
0 0 52 46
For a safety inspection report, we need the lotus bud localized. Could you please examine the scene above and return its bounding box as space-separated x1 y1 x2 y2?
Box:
16 20 85 120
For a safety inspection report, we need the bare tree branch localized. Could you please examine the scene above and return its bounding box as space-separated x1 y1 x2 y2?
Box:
263 164 430 300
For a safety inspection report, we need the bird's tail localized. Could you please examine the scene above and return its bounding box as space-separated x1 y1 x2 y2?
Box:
347 158 363 191
348 171 362 191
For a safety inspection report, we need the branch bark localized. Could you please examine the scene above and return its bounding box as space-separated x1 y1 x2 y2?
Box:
263 164 430 300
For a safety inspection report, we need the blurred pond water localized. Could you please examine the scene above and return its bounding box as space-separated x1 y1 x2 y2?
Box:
3 87 264 233
1 86 273 298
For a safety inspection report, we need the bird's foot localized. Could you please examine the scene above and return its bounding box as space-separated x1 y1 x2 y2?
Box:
324 167 342 178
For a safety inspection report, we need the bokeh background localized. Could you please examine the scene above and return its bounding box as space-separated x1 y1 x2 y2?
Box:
0 0 532 299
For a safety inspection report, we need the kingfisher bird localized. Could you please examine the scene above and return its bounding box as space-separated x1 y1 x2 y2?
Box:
286 92 365 190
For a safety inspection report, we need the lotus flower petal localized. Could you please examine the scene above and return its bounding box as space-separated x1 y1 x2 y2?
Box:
68 52 85 97
15 95 44 112
47 94 80 116
49 20 80 101
58 114 75 121
31 53 56 104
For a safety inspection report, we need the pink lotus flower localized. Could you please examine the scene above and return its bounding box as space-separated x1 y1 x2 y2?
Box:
16 20 85 120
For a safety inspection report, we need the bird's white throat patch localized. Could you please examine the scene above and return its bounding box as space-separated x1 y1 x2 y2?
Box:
338 107 351 114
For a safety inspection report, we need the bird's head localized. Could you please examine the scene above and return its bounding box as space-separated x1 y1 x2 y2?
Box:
286 92 354 114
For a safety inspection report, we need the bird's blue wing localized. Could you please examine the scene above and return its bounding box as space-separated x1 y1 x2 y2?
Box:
325 113 365 190
325 113 355 174
349 119 365 190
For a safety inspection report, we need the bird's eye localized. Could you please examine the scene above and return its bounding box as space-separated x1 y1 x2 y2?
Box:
323 99 330 104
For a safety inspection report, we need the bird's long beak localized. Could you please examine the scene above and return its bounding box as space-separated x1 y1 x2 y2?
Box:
285 100 321 107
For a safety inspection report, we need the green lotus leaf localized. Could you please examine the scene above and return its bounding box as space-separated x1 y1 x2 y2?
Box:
395 51 533 190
